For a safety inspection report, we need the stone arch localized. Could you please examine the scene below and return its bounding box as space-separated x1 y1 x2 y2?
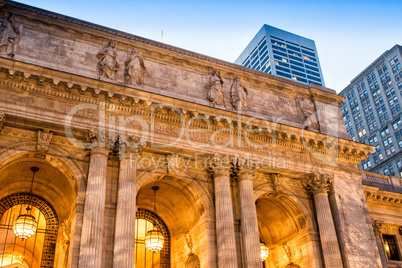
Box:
255 190 318 268
136 171 215 267
0 142 86 201
136 170 214 220
0 142 87 268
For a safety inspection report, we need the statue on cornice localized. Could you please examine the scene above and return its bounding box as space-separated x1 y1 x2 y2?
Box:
230 76 248 111
297 95 319 131
0 13 20 57
206 69 225 107
97 41 119 80
124 48 146 85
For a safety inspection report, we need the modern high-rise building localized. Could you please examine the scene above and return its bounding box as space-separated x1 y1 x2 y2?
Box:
339 45 402 177
235 24 325 86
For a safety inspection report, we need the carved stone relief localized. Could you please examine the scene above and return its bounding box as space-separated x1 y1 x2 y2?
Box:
270 173 282 195
0 13 20 57
296 95 319 131
37 129 53 152
230 76 248 111
97 40 119 80
206 69 225 107
124 48 146 85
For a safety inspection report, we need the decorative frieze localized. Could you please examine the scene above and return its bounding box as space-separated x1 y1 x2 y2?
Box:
0 113 5 132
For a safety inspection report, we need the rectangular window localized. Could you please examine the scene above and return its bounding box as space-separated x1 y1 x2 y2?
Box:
383 235 401 261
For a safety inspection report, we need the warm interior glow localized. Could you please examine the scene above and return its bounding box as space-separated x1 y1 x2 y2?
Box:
0 205 46 268
260 242 269 261
145 229 164 252
13 214 38 239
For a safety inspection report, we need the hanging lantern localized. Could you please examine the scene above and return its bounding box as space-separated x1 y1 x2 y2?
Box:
13 214 38 239
145 186 165 252
145 229 165 252
13 167 39 239
260 242 269 261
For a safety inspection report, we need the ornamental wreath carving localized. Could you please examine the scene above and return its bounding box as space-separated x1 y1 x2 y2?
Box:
206 69 225 107
97 41 119 80
124 48 146 85
230 76 248 111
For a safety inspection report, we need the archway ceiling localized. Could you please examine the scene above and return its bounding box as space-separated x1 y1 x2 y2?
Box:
137 180 199 237
257 197 299 247
0 160 76 221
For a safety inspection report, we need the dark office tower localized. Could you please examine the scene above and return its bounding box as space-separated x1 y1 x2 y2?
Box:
339 45 402 177
235 24 325 86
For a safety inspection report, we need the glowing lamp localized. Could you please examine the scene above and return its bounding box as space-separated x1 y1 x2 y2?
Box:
260 242 269 261
13 214 38 239
145 229 164 252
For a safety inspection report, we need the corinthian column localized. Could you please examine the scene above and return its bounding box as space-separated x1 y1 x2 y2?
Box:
113 137 145 268
237 168 262 268
372 219 388 268
79 131 110 268
210 157 237 268
302 173 343 268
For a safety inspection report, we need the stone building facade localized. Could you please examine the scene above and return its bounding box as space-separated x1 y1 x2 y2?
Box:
0 1 400 268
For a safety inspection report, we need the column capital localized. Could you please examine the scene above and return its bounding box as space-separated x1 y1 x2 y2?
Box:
208 154 233 178
301 173 332 195
118 135 146 161
237 168 255 182
371 218 384 236
90 146 111 157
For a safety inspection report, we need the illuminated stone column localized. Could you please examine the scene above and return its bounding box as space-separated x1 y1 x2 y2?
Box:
372 219 388 268
237 168 262 268
113 139 144 268
302 173 343 268
78 145 110 268
211 157 238 268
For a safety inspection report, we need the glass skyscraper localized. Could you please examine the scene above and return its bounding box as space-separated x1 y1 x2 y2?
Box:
235 24 325 86
339 45 402 177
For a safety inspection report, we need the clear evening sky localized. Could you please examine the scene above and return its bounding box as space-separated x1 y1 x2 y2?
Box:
16 0 402 93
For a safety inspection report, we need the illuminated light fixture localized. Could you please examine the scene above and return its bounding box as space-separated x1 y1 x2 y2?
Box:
145 186 164 252
260 242 269 261
13 167 39 239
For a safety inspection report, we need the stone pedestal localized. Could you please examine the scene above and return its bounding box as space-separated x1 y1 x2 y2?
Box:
238 169 262 268
212 167 238 268
113 151 139 268
303 173 343 268
78 147 109 268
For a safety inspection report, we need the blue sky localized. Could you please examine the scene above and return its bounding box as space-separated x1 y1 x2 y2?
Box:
16 0 402 92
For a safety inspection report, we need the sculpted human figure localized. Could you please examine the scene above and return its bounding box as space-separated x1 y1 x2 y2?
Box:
124 48 146 85
206 69 225 106
297 95 319 131
0 14 20 57
230 76 248 111
97 41 119 80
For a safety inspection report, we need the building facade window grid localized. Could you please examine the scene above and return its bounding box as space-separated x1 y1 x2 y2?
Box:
340 45 402 177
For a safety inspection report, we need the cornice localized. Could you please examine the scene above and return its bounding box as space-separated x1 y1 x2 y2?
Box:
364 185 402 204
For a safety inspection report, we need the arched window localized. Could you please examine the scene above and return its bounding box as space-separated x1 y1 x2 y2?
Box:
135 209 170 268
0 194 58 268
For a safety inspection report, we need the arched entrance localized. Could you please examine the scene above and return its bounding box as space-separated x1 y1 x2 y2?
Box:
136 174 211 267
256 194 311 268
0 193 58 268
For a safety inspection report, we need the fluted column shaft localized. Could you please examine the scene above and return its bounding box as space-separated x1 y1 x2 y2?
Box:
78 147 109 268
313 189 343 268
213 168 238 268
372 220 388 268
113 153 138 268
238 169 263 268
